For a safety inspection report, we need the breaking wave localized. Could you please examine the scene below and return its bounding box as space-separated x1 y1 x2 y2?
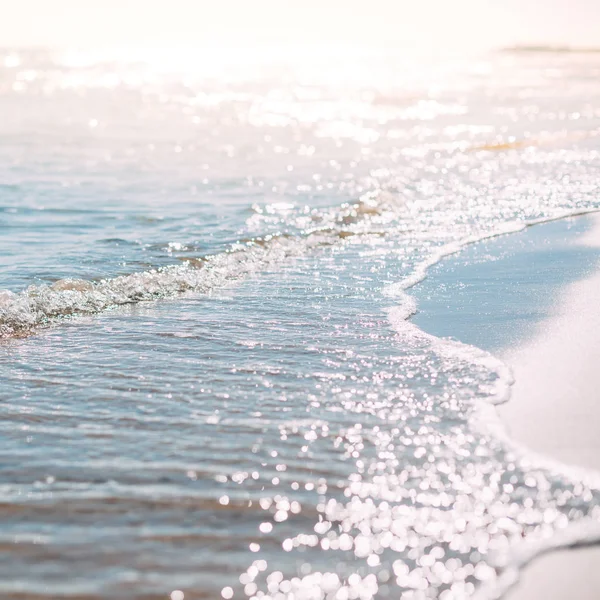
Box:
0 192 405 338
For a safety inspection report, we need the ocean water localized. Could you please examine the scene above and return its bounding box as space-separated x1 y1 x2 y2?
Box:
1 47 600 600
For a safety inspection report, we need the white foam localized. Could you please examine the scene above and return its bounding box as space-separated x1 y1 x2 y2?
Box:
0 234 317 337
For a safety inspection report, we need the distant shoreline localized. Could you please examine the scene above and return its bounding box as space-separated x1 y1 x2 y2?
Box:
503 45 600 54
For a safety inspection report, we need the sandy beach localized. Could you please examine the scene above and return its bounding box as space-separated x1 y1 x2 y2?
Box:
500 214 600 599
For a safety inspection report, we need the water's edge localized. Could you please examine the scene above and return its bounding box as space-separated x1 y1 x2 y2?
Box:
399 212 600 599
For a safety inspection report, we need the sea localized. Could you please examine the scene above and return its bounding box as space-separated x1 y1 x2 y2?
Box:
1 46 600 600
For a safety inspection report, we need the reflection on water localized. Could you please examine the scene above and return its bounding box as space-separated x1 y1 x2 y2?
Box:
1 47 600 599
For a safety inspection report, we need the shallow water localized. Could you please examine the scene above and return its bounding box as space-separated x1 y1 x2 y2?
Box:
2 47 600 599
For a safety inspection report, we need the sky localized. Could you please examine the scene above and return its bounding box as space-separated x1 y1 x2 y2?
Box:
0 0 598 50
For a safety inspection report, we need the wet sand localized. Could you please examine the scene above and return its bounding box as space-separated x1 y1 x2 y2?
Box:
500 214 600 599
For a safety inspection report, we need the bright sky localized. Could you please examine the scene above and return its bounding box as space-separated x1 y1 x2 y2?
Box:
1 0 599 50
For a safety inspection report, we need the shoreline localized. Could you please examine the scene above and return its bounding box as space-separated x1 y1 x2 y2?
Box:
410 212 600 599
499 214 600 599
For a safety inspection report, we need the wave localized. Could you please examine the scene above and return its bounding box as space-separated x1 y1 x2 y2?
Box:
0 191 404 338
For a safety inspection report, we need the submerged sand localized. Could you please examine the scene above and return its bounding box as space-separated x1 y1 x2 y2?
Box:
500 215 600 599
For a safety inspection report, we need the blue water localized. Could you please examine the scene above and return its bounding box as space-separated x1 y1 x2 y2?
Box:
2 47 600 600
